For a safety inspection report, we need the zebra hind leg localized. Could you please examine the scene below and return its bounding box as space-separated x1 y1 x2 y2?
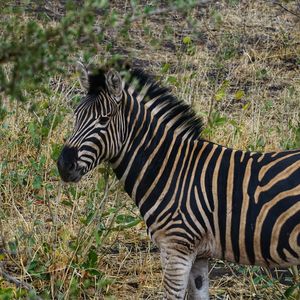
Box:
160 248 193 300
187 258 209 300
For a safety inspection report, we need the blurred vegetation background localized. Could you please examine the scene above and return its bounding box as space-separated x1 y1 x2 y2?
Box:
0 0 300 299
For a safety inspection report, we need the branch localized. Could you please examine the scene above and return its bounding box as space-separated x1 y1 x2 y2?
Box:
0 263 43 300
273 1 300 19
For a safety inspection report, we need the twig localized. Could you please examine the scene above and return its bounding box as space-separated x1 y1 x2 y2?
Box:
273 1 300 19
0 265 31 290
0 263 43 300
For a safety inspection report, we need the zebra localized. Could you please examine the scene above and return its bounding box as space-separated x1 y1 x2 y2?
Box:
57 62 300 299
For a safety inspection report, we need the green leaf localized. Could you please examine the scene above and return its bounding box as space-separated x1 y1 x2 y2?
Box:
87 249 98 267
183 36 191 44
8 240 18 254
61 200 73 207
81 211 95 225
51 143 63 161
115 214 136 224
242 102 251 111
234 90 245 100
0 107 7 122
33 175 43 190
215 89 226 101
161 63 170 73
256 68 268 80
87 268 102 276
96 177 106 191
27 260 38 273
215 80 229 101
167 76 178 85
144 5 154 14
0 288 14 300
97 277 114 289
81 249 100 273
284 285 299 299
114 218 141 230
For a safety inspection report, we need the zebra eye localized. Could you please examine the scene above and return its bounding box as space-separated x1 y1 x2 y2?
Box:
99 116 109 125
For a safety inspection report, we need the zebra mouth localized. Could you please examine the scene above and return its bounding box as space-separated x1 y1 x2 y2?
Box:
57 163 86 183
65 172 82 183
62 167 88 183
57 146 88 183
58 169 82 183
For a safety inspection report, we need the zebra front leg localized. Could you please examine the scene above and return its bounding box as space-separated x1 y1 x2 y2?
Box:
187 258 209 300
160 248 193 300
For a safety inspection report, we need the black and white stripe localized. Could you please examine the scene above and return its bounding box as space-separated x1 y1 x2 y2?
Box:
58 65 300 299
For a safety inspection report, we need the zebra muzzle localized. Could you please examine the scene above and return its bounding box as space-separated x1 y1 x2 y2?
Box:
57 146 83 183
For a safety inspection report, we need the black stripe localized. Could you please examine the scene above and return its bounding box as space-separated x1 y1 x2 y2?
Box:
230 150 246 262
261 196 300 264
217 148 231 259
244 155 261 265
124 116 165 197
204 145 223 214
146 141 189 227
260 153 300 186
139 132 178 217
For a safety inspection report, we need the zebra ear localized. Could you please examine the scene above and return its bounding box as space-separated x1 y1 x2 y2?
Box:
76 61 90 91
106 69 123 99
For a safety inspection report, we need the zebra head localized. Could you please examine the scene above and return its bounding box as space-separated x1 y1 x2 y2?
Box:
57 63 126 182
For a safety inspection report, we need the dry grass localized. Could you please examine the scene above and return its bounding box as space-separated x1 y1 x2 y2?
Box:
0 0 300 299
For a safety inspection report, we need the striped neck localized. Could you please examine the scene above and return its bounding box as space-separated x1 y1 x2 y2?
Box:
110 69 203 200
110 87 197 207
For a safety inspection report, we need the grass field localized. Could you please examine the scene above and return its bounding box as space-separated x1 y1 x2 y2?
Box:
0 0 300 299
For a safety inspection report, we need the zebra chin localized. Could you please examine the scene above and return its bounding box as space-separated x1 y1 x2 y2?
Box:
57 163 84 183
59 171 83 183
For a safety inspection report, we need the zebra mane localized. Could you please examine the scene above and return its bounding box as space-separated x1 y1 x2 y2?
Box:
127 68 203 139
86 65 203 139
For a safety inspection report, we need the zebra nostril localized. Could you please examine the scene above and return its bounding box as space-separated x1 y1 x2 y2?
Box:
68 161 76 171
